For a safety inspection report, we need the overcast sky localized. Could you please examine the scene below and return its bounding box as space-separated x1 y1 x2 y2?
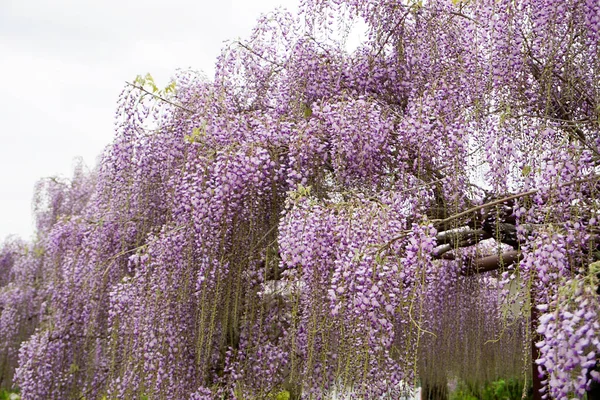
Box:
0 0 307 242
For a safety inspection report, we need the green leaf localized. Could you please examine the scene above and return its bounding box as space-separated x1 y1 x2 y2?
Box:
164 81 177 94
185 124 207 144
589 261 600 276
301 103 312 118
144 73 154 84
298 184 311 196
233 386 244 399
275 391 290 400
375 253 382 264
134 74 145 86
69 362 80 374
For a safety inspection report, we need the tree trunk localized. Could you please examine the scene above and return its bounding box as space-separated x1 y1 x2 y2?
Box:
420 382 448 400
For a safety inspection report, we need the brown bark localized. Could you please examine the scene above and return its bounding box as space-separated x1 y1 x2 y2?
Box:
434 229 492 258
462 250 522 276
421 382 449 400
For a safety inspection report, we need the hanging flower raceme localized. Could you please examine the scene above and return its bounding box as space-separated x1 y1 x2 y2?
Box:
3 0 600 398
536 270 600 399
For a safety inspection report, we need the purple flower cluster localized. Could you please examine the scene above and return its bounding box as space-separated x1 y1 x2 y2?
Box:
0 239 42 389
536 277 600 399
1 0 599 398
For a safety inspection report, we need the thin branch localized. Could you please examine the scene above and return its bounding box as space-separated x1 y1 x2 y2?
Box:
432 189 537 228
126 82 194 114
528 51 596 110
447 11 481 26
100 224 188 280
235 41 284 69
379 175 598 254
373 9 411 59
433 175 597 229
523 49 600 157
77 371 110 400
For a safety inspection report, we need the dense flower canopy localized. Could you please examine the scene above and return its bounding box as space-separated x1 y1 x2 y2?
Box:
1 0 599 399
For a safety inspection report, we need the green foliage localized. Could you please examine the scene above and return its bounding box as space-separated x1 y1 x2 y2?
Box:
0 389 21 400
589 260 600 276
275 390 291 400
450 390 478 400
184 121 208 144
301 102 312 119
288 184 312 201
450 379 531 400
133 73 177 96
68 362 80 374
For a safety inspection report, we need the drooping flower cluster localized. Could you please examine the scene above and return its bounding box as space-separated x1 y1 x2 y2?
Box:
536 273 600 399
0 239 43 389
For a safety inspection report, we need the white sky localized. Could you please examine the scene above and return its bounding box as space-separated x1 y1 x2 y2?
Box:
0 0 307 242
